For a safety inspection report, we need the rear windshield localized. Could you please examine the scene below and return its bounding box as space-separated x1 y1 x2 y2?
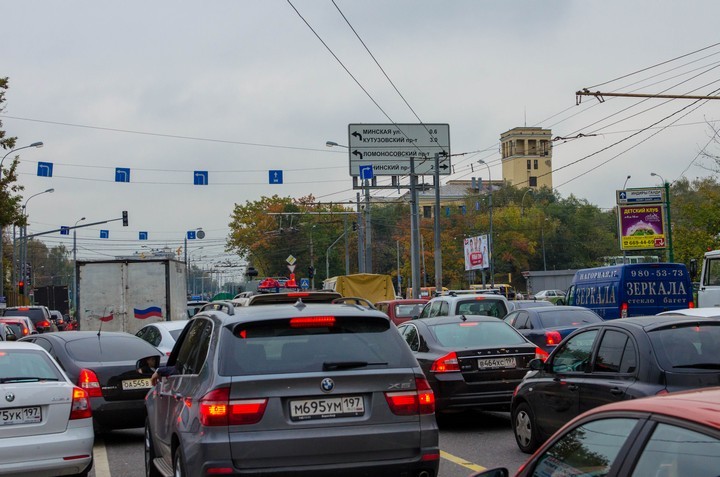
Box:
0 349 65 382
3 309 45 322
395 304 423 318
3 323 24 336
219 315 413 376
65 335 159 362
432 321 528 348
456 299 507 318
537 309 602 328
648 324 720 370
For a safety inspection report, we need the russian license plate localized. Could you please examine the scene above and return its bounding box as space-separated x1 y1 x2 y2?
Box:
478 357 517 369
121 378 153 390
290 396 364 421
1 406 41 426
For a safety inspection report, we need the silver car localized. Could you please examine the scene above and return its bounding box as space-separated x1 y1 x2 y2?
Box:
135 320 189 356
0 341 94 476
145 302 439 476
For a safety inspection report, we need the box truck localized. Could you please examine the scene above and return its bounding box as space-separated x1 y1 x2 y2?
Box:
323 273 396 305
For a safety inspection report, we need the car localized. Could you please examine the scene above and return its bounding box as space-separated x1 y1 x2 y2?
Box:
532 289 566 305
0 322 18 341
504 299 554 314
0 316 37 337
471 386 720 477
186 300 208 318
374 298 427 325
20 331 162 433
0 341 94 476
503 305 603 353
203 290 344 310
49 309 67 331
418 292 510 319
657 307 720 318
510 314 720 453
145 302 440 476
135 320 189 356
397 315 548 414
2 306 57 333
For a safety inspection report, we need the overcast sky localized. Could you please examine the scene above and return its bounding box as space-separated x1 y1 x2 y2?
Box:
3 0 720 270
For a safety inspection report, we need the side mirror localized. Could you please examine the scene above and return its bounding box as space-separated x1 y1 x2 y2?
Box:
136 355 161 374
529 358 545 371
468 468 509 477
6 333 17 342
689 259 698 280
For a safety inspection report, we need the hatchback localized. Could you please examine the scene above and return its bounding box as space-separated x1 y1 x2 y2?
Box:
145 301 439 476
0 341 94 476
21 331 162 433
511 315 720 453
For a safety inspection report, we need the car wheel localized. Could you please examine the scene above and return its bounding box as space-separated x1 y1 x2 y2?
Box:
145 421 162 477
513 402 540 454
174 446 187 477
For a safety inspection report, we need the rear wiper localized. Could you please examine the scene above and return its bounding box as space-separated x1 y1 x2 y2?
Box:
672 363 720 369
0 377 56 383
322 361 388 371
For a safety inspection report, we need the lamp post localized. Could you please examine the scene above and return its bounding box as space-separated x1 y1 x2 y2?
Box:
621 176 631 264
623 175 631 190
0 141 43 301
20 188 54 300
72 217 85 317
188 247 205 296
478 160 494 287
325 231 346 280
651 172 673 262
521 188 533 217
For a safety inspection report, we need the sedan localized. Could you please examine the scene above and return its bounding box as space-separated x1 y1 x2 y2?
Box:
473 386 720 477
503 305 603 353
0 341 94 476
135 320 189 356
0 316 37 337
511 315 720 453
21 331 162 433
397 315 548 414
533 289 566 305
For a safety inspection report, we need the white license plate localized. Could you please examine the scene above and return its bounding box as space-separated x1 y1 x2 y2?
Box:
478 357 517 369
290 396 364 421
1 406 41 426
122 378 153 390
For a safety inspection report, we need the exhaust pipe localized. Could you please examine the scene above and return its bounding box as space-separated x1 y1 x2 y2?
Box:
418 471 431 477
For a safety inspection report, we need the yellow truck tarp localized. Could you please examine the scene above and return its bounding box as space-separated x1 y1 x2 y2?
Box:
323 274 396 304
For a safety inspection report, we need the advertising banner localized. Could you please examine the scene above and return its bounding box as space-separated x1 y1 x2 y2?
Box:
464 235 489 271
618 204 666 250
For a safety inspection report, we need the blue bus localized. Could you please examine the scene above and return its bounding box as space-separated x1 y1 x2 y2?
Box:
567 263 694 319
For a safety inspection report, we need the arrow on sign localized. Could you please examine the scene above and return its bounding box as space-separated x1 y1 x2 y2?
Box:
352 131 363 141
352 150 363 160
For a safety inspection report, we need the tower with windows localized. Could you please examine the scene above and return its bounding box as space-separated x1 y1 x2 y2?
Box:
500 127 552 189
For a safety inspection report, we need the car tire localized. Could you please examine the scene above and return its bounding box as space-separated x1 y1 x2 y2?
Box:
145 421 162 477
513 402 540 454
174 445 187 477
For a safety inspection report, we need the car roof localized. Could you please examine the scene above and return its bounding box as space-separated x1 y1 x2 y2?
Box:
429 293 508 302
658 307 720 318
200 301 390 325
141 320 189 330
33 331 145 342
584 314 720 331
408 315 510 326
0 341 46 351
375 299 426 305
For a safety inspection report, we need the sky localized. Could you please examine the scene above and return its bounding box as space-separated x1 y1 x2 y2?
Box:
3 0 720 273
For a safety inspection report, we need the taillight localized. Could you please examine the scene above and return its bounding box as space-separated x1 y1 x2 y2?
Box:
22 327 29 336
199 387 267 426
289 316 336 328
430 351 460 373
69 387 92 420
385 376 435 415
77 369 102 397
689 301 695 309
535 347 549 361
545 330 562 346
620 303 628 318
37 320 51 328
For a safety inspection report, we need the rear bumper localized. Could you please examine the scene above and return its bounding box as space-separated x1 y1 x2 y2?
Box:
433 377 519 412
92 396 148 430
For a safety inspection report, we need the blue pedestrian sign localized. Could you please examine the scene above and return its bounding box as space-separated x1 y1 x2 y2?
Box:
37 162 53 177
115 167 131 183
194 171 208 185
269 170 283 184
359 165 374 181
139 231 148 240
300 278 310 289
60 226 70 235
100 230 109 239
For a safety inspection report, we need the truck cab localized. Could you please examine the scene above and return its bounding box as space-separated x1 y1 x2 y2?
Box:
696 250 720 307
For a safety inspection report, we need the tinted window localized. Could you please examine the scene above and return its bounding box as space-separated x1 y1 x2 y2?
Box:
169 328 184 340
594 330 636 373
174 319 212 375
537 309 602 328
532 418 637 476
456 299 506 318
648 323 720 369
431 321 527 348
631 423 720 476
3 309 45 322
552 329 598 373
515 312 530 330
65 336 158 362
220 316 412 376
0 349 65 381
400 325 420 351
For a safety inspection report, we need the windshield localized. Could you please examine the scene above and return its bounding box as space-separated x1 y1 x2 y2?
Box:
649 324 720 370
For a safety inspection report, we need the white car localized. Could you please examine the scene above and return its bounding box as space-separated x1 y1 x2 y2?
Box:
135 320 189 356
0 341 94 476
657 307 720 318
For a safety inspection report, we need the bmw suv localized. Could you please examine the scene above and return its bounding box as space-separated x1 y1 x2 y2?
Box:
145 300 439 476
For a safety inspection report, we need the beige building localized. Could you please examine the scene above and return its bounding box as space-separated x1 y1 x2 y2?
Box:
500 127 552 189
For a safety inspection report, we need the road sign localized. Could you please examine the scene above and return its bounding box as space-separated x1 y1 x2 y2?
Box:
60 226 70 235
187 231 196 240
37 162 53 177
194 171 208 185
300 278 310 289
616 188 664 204
359 165 374 181
348 123 450 176
287 264 296 273
286 255 296 265
100 230 109 239
115 167 130 182
139 231 148 240
269 170 283 184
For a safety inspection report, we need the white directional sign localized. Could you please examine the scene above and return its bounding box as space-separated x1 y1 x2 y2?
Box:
348 123 450 176
616 188 665 204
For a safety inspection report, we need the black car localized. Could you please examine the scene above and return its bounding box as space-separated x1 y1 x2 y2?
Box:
20 331 162 433
397 315 547 414
511 315 720 453
3 306 57 333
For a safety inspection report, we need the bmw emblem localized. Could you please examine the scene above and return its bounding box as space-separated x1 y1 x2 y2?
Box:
5 392 15 402
320 378 334 393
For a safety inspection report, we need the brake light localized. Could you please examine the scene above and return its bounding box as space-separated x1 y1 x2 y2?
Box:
620 303 628 318
22 327 29 336
289 316 336 328
199 387 267 426
69 387 92 420
689 301 695 309
77 369 102 397
286 292 310 297
37 320 51 328
535 347 549 361
385 376 435 415
430 351 460 373
545 330 562 346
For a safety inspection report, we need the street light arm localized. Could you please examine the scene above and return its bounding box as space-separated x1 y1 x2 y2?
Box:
1 142 43 170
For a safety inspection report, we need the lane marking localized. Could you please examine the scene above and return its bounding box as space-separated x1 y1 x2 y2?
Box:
93 438 112 477
442 450 486 472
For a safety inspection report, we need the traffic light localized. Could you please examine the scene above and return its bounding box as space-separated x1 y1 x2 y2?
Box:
18 281 24 295
352 221 358 231
122 210 128 226
308 266 315 279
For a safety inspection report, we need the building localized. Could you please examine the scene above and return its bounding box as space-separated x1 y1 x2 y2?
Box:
500 127 553 189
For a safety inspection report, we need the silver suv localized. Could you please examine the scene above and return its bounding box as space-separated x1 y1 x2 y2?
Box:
145 301 439 476
418 292 509 319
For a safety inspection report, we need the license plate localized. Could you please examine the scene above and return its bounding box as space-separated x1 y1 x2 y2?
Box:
1 406 41 426
290 396 364 421
121 378 153 390
478 357 517 369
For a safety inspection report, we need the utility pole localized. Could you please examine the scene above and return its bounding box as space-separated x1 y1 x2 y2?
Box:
357 193 365 273
364 178 372 273
433 152 443 296
409 157 421 299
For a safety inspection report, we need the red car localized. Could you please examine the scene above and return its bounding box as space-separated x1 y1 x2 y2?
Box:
374 299 427 326
471 387 720 476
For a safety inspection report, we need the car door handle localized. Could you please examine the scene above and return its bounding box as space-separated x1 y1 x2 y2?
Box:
610 387 624 395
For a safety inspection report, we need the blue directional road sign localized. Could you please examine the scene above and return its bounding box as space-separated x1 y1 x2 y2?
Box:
359 165 374 181
194 171 208 185
60 226 70 236
100 230 109 239
115 167 131 182
269 170 283 184
300 278 310 289
187 231 196 240
139 231 148 240
37 162 53 177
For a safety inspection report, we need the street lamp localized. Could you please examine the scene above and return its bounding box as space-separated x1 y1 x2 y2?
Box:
623 175 631 190
0 141 43 170
72 217 86 317
478 160 494 287
19 188 54 301
521 188 533 217
651 172 673 262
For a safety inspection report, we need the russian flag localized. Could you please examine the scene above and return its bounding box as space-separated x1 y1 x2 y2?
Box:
99 313 114 322
134 306 163 319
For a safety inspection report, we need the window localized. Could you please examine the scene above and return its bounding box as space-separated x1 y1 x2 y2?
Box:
423 206 432 218
594 330 636 373
705 257 720 286
514 312 530 330
532 418 637 476
527 159 531 170
438 301 450 316
533 159 538 169
529 176 538 187
400 325 420 351
175 318 212 375
552 329 598 373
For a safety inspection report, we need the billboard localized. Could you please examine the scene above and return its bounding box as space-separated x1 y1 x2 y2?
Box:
464 235 489 271
618 204 667 250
